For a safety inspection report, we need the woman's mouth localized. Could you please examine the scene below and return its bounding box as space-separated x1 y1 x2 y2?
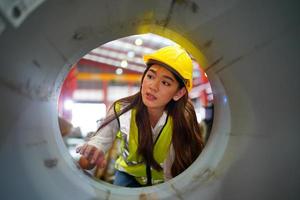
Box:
146 92 157 101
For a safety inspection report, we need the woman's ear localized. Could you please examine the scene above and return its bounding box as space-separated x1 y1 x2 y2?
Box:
173 87 187 101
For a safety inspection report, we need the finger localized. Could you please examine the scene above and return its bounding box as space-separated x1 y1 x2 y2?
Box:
95 153 106 168
84 145 93 158
99 158 107 168
76 143 85 153
90 149 100 164
79 143 88 155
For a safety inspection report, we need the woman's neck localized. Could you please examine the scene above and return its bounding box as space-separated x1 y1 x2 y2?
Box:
147 108 164 128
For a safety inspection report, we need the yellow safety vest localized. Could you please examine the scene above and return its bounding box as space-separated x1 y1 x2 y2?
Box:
114 105 173 185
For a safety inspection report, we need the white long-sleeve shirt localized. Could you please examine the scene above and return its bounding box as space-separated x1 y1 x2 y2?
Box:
87 109 174 181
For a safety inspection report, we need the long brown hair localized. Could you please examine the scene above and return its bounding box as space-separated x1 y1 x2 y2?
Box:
97 66 204 177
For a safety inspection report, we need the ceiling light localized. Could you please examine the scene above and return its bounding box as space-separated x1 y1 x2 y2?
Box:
120 60 128 68
135 38 143 46
116 68 123 75
127 51 135 58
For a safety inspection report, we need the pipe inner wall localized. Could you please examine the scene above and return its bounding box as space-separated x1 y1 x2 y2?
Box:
0 0 299 199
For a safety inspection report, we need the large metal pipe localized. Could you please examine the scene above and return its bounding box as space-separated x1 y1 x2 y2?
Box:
0 0 299 199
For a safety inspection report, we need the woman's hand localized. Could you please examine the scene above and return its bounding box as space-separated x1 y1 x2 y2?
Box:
76 143 107 169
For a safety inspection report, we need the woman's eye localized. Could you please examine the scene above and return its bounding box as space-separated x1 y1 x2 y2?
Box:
147 74 154 79
162 81 171 86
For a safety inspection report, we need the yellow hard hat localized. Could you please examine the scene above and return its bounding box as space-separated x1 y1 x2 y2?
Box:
143 45 193 92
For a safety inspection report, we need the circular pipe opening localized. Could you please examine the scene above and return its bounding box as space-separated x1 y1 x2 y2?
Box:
54 32 230 199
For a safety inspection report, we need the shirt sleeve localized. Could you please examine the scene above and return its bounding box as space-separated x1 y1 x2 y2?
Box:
163 144 175 181
87 117 119 154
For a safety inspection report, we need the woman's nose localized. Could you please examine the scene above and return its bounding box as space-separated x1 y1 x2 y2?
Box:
149 79 159 91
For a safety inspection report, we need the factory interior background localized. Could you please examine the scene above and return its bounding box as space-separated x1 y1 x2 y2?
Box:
58 33 214 183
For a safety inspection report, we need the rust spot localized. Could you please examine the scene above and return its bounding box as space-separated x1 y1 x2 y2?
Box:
139 192 159 200
32 59 41 69
205 57 223 72
44 158 58 168
72 26 94 41
159 0 199 27
162 0 176 27
73 32 84 40
190 1 199 13
203 40 213 49
139 193 147 200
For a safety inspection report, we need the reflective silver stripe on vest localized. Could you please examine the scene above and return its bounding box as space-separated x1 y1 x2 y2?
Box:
119 131 143 166
137 176 164 185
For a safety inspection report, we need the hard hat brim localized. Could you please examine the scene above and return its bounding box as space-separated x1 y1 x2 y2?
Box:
144 59 189 91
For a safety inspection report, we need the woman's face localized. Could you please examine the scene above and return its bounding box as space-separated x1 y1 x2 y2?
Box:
141 64 185 112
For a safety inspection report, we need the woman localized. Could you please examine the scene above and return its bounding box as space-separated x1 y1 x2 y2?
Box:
76 45 204 187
